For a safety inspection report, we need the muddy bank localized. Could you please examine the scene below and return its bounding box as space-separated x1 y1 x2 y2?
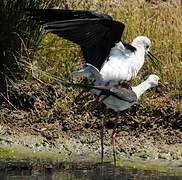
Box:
0 80 181 166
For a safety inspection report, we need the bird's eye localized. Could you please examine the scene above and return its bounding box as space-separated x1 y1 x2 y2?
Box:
146 45 149 49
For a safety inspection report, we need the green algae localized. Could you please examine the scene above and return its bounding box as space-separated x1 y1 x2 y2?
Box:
0 149 15 157
0 147 64 161
116 159 182 176
0 146 181 176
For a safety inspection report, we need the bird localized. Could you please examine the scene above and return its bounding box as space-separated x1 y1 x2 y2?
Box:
76 74 160 165
56 73 160 165
26 9 159 88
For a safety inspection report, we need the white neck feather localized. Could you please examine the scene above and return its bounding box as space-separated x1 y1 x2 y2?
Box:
132 81 152 99
131 43 146 68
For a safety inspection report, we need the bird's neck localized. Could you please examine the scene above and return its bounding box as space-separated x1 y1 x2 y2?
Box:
131 42 146 58
132 81 152 98
130 44 146 71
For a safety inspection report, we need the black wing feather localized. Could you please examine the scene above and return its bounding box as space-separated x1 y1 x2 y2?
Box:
27 9 113 22
81 84 137 103
109 87 137 102
27 9 125 70
45 19 106 47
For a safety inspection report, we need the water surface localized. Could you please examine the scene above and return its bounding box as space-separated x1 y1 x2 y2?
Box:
0 159 181 180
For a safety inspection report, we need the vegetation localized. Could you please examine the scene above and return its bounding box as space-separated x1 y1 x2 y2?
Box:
0 0 67 93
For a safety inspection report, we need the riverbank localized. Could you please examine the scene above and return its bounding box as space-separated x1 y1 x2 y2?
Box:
0 125 182 163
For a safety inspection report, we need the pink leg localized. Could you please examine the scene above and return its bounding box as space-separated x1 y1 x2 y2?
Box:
100 108 108 164
73 90 89 104
111 112 119 166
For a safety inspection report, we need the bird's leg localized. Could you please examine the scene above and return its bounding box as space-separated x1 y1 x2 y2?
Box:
73 89 89 104
90 95 108 111
100 108 108 164
120 81 132 90
111 112 119 166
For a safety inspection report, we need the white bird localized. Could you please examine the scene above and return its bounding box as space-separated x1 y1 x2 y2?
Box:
73 36 156 86
101 74 160 111
27 9 159 86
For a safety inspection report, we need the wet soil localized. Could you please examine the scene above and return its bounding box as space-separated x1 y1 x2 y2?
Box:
0 80 181 165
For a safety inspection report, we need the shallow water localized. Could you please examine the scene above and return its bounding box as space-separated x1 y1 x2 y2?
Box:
0 159 181 180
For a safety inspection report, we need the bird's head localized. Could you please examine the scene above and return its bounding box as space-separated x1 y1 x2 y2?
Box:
146 74 160 87
132 36 151 54
132 36 161 69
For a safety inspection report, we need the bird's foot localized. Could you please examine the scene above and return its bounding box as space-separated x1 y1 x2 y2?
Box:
73 90 89 104
119 81 132 90
89 96 101 111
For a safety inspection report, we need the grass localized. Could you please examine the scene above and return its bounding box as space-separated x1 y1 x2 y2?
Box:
0 0 43 93
0 0 71 93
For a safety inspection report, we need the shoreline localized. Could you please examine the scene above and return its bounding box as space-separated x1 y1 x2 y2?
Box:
0 125 181 175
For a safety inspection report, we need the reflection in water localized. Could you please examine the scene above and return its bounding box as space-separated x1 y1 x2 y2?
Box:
0 159 181 180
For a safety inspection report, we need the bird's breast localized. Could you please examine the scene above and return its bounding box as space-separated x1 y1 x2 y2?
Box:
99 45 145 84
100 59 133 83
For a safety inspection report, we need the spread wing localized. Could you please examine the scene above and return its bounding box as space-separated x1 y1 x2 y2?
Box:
27 9 125 70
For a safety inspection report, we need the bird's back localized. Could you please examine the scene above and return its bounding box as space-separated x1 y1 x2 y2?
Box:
103 96 134 112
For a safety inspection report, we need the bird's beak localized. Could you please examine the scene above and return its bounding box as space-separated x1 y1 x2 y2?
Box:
155 79 164 93
147 51 161 69
158 80 163 87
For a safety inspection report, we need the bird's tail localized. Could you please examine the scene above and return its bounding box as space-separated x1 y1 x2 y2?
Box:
71 63 103 82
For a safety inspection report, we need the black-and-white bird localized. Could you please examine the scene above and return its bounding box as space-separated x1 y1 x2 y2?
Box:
27 9 159 86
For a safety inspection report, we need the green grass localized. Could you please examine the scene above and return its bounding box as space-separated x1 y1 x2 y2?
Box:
0 0 71 92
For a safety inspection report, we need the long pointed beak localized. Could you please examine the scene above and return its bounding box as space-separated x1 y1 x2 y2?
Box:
158 80 163 87
147 51 161 69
